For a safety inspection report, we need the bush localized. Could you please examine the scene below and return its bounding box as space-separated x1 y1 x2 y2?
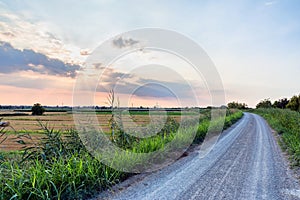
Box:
286 95 300 112
273 98 289 109
31 103 45 115
256 99 272 109
227 101 248 109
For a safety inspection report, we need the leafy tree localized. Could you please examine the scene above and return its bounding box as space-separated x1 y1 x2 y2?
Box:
287 95 300 112
273 98 289 109
256 99 272 109
31 103 45 115
227 101 248 109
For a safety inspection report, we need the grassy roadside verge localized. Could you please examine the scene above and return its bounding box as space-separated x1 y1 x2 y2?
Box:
253 108 300 166
0 109 243 200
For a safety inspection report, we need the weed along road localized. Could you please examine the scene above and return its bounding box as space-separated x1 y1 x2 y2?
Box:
99 113 300 200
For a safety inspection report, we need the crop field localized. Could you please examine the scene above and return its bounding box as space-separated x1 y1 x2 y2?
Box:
0 111 194 131
0 110 197 151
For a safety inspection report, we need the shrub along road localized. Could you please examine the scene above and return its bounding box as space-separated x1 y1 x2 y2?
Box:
98 113 300 200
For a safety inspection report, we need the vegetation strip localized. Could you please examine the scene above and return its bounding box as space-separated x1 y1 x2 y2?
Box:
254 108 300 167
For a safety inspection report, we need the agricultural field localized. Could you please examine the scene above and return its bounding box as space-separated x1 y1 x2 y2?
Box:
1 111 98 132
0 110 196 131
0 109 243 199
0 110 200 151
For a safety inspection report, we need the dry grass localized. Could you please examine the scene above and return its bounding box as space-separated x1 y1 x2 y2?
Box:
0 111 188 151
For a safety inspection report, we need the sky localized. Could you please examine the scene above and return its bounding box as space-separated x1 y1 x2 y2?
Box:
0 0 299 108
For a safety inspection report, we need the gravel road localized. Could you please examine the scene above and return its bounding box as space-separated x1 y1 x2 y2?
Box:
97 113 300 200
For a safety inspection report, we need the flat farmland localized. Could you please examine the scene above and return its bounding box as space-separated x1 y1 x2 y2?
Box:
2 112 76 132
0 110 198 151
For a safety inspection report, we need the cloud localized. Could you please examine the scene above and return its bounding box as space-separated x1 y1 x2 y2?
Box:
0 72 53 89
80 49 91 56
130 83 177 98
93 63 102 69
0 41 80 77
95 68 196 99
1 32 15 38
112 36 139 48
0 70 74 90
0 7 84 64
135 78 193 98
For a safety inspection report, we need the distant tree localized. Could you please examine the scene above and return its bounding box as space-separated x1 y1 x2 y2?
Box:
256 99 272 109
227 101 248 109
286 95 300 112
273 98 289 109
31 103 45 115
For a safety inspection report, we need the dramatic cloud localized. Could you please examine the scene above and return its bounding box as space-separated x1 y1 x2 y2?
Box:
0 42 80 77
96 67 195 98
140 79 194 97
0 8 84 64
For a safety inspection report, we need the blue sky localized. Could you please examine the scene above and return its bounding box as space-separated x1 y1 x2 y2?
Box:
0 0 299 107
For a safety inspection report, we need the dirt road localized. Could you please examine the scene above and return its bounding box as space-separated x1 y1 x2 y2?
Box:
98 113 300 200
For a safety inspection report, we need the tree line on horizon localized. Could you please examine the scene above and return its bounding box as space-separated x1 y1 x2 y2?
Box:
256 94 300 112
228 94 300 112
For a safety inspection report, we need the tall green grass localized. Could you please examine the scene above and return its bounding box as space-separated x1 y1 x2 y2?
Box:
254 108 300 166
0 154 125 200
0 109 243 199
